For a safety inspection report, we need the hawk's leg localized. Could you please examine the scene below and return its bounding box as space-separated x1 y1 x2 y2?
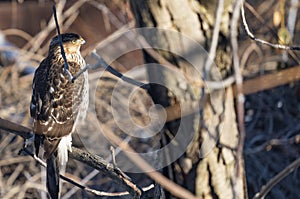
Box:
20 131 35 156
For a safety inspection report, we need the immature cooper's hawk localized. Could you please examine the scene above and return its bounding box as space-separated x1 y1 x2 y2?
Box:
30 33 88 199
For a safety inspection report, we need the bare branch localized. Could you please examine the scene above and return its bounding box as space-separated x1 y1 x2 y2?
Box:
69 147 142 198
0 117 143 198
62 137 132 198
0 117 32 139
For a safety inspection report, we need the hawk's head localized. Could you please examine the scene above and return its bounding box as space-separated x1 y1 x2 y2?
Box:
50 33 85 54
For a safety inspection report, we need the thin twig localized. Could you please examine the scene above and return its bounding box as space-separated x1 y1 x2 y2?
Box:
71 66 88 82
203 0 224 79
90 51 150 90
241 4 300 51
253 157 300 199
52 5 73 81
244 134 300 155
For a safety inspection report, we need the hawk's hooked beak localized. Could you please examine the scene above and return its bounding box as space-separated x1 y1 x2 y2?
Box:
79 38 86 45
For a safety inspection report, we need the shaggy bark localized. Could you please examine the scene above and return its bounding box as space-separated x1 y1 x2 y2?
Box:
130 0 246 198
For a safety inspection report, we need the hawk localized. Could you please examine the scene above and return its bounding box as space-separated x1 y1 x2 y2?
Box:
30 33 88 199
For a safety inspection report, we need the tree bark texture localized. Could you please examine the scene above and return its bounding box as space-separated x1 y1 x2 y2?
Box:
130 0 246 198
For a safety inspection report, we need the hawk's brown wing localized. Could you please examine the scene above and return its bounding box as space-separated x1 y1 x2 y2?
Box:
30 58 48 120
31 58 86 158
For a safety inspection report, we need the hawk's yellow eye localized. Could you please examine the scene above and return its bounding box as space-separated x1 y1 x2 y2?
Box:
71 39 77 44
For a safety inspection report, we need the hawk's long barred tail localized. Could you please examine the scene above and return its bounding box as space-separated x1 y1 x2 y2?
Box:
47 153 59 199
30 33 88 199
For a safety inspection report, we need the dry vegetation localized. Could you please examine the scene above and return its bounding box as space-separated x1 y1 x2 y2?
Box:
0 0 299 198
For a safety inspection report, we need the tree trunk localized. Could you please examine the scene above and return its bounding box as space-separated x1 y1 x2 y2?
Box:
130 0 246 198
